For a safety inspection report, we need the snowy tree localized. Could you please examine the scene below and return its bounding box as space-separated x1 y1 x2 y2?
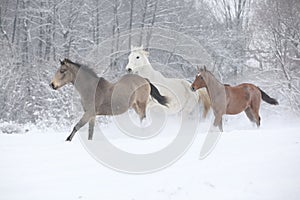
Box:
0 0 299 127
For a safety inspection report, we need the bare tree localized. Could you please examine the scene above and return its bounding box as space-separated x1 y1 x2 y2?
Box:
128 0 134 49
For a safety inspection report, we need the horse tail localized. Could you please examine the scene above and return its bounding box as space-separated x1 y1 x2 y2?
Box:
198 89 211 118
258 88 279 105
146 80 168 107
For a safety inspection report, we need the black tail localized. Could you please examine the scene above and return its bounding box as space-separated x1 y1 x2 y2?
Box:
259 88 279 105
146 80 168 107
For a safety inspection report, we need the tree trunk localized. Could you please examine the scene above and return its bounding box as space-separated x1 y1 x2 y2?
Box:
95 0 100 45
128 0 134 49
11 0 20 44
0 7 12 51
139 0 149 46
111 0 120 67
146 0 158 48
38 1 44 61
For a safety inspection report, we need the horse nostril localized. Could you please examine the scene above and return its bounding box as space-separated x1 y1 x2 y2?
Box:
50 83 56 90
191 86 195 92
127 68 132 73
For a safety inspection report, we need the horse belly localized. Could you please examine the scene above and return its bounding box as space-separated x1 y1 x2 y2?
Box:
225 97 249 115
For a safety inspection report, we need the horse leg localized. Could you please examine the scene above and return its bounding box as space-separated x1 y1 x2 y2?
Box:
244 107 256 123
219 118 223 131
250 100 261 127
132 102 140 117
88 116 96 140
66 113 91 141
137 101 147 122
198 90 211 118
217 118 223 132
213 114 223 132
253 109 261 127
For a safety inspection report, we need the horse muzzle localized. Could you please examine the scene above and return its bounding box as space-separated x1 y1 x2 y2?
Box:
191 86 196 92
49 82 58 90
126 68 132 73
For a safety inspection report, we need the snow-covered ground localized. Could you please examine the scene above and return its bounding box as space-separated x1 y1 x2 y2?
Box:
1 111 300 200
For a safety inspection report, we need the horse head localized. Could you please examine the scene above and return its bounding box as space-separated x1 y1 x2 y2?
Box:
50 58 77 90
191 66 207 91
126 45 150 74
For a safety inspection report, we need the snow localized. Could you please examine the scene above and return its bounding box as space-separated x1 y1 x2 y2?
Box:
1 112 300 200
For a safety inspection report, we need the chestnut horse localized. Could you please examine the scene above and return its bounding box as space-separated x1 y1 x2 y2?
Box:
191 66 278 131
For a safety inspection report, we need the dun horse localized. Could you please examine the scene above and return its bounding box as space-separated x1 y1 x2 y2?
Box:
50 58 168 141
191 66 278 131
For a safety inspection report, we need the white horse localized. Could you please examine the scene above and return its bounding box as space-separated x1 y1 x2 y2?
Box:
125 46 210 116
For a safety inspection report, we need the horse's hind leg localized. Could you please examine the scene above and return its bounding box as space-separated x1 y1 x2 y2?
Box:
253 110 261 127
245 107 256 123
66 113 91 141
137 101 147 122
88 116 95 140
132 103 140 117
250 101 261 127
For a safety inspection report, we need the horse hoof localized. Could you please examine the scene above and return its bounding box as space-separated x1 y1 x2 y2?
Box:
65 137 72 142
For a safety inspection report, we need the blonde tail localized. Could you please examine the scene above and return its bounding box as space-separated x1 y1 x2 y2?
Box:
198 89 211 118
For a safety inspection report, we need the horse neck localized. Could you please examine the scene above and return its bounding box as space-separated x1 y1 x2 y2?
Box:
204 72 225 103
140 61 159 79
73 67 101 97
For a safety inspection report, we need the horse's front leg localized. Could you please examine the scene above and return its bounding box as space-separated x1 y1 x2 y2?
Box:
218 118 223 132
213 113 223 132
66 113 91 141
88 117 96 140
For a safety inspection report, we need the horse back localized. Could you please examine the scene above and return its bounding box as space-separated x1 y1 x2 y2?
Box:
227 83 257 99
118 74 149 89
115 74 150 101
94 74 150 115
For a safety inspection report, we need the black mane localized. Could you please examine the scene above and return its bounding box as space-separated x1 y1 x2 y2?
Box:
64 58 98 78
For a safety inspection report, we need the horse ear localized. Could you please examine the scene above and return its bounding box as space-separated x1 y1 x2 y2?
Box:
196 66 200 72
143 49 149 57
64 58 71 64
140 44 144 49
203 65 207 71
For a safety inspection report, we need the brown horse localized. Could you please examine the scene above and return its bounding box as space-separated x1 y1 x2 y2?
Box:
190 66 278 131
50 58 168 141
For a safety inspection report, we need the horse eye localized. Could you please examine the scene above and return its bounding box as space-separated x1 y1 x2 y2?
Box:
60 69 66 73
136 56 140 59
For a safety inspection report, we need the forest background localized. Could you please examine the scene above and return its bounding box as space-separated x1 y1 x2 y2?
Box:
0 0 299 128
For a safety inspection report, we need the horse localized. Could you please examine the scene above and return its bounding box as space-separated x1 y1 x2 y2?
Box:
125 45 210 117
190 66 279 131
50 58 168 141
